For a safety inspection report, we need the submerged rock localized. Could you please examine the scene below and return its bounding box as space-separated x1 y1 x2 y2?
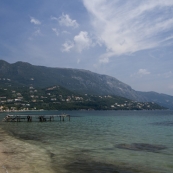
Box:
151 121 173 126
65 158 134 173
116 143 167 153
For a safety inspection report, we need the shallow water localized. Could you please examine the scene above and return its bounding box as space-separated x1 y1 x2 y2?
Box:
0 110 173 173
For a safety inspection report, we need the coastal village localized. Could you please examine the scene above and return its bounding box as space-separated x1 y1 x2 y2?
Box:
0 79 164 111
0 85 82 111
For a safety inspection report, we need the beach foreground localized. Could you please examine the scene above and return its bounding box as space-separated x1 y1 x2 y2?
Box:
0 128 55 173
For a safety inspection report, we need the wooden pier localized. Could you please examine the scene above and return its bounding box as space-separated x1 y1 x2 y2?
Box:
2 114 70 122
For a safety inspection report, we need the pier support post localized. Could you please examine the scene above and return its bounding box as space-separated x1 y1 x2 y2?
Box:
17 116 20 122
27 116 30 122
39 116 43 122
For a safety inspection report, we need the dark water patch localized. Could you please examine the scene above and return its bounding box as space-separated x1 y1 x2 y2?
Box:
64 156 144 173
65 159 123 173
151 121 173 126
50 149 148 173
8 130 44 142
116 143 167 153
17 134 42 141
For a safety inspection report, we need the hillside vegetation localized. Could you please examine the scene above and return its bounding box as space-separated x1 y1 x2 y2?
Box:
0 85 165 111
0 60 172 109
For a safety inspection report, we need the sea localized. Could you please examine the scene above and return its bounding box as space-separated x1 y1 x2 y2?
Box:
0 110 173 173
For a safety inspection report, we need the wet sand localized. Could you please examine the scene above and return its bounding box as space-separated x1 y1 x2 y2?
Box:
0 148 9 173
0 129 11 173
0 128 55 173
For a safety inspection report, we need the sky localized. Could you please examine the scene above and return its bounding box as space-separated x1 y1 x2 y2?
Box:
1 0 173 96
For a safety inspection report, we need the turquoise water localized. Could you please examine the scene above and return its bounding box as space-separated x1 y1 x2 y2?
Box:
0 110 173 173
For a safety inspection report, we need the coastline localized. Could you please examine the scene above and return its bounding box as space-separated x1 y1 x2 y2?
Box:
0 108 168 114
0 109 46 113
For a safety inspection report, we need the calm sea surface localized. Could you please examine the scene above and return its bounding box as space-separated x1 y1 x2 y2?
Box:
0 110 173 173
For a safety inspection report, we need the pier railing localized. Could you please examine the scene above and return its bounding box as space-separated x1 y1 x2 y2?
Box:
2 114 70 122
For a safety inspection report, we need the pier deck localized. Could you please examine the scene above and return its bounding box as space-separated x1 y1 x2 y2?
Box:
2 114 70 122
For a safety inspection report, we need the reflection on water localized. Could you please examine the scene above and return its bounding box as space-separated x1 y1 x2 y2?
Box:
0 110 173 173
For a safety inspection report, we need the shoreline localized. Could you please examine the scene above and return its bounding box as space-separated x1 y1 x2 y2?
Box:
0 108 169 113
0 144 9 173
0 128 14 173
0 127 55 173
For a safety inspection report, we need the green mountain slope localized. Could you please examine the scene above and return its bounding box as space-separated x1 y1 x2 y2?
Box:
0 60 173 109
0 85 165 111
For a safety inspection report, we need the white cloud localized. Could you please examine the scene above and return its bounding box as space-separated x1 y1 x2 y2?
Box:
30 17 41 25
58 14 79 28
83 0 173 62
99 52 114 63
62 31 92 53
50 16 58 21
52 28 59 36
62 41 74 52
130 68 150 78
74 31 92 52
138 69 150 75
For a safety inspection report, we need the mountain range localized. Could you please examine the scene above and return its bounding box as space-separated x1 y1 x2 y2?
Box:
0 60 173 109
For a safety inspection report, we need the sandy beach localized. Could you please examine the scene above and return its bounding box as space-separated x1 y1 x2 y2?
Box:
0 128 55 173
0 147 9 173
0 128 11 173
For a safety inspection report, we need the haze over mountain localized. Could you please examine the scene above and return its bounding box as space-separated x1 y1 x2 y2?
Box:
0 60 173 109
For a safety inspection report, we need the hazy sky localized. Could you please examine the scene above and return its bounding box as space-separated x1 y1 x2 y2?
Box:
1 0 173 95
